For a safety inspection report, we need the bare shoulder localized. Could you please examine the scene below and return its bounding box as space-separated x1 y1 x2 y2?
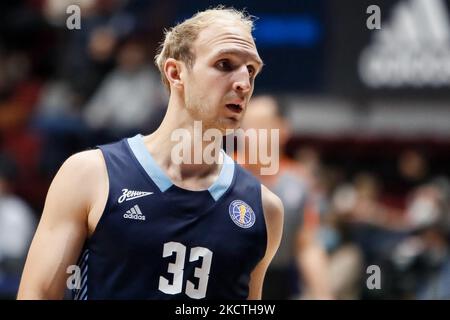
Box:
56 149 106 186
260 184 284 254
60 149 105 176
260 184 284 224
47 149 107 216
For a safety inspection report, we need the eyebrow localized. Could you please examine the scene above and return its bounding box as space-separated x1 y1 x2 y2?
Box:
214 48 264 71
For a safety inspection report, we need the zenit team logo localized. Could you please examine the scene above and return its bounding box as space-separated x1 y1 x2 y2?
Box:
229 200 256 229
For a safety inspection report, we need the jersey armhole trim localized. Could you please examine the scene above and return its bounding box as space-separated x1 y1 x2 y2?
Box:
86 147 111 242
258 184 269 262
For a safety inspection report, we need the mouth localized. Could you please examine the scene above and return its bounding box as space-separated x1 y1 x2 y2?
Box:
225 103 243 114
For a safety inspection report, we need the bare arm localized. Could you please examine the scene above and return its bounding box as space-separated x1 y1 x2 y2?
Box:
248 185 284 300
296 205 334 299
17 150 107 299
296 236 334 299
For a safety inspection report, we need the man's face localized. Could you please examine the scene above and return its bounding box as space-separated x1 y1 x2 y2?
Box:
241 96 284 157
181 20 263 132
242 96 280 131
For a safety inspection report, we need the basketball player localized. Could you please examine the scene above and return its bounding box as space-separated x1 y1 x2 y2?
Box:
17 7 283 300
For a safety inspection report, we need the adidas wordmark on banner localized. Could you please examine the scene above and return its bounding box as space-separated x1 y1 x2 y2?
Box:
359 0 450 88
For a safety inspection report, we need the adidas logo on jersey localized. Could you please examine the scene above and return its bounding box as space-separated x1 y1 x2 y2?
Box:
123 205 146 221
118 189 153 203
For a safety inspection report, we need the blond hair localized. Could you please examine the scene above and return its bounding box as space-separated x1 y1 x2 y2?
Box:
154 6 255 91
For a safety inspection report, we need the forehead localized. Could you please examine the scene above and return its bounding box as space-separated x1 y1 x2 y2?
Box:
193 21 261 63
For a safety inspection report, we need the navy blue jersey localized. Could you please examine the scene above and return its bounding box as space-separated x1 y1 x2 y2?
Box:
72 134 267 300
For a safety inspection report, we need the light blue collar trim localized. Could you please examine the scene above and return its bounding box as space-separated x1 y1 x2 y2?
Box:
208 151 235 201
127 134 173 192
127 134 235 200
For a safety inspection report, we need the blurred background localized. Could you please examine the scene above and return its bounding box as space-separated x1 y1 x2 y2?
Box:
0 0 449 299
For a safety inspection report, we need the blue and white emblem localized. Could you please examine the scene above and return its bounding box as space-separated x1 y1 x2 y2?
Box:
229 200 256 229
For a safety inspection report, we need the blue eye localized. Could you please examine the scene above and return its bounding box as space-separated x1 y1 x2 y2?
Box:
247 65 256 77
216 60 233 71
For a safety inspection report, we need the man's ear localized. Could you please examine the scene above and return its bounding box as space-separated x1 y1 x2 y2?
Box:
164 58 184 89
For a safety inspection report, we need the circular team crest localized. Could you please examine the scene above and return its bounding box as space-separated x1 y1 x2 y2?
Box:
229 200 256 229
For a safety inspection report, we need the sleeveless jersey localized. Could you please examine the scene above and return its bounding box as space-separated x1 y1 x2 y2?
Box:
73 134 267 299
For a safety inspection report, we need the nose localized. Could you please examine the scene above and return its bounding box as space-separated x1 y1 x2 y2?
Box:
232 66 251 94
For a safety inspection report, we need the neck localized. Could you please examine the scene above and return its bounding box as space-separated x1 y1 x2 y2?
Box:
142 94 223 181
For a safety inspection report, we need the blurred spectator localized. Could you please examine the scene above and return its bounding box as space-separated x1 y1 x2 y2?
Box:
315 168 365 300
54 0 135 104
0 48 46 209
240 95 333 299
332 172 407 230
31 78 90 178
0 50 36 132
0 154 36 299
82 36 167 138
389 178 450 299
331 172 408 299
397 149 431 192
